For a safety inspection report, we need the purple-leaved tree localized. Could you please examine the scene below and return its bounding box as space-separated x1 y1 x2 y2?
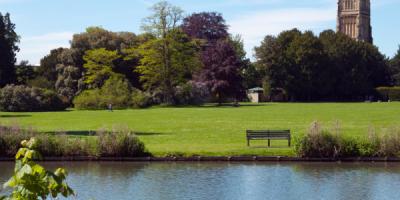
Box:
182 12 228 43
195 40 244 104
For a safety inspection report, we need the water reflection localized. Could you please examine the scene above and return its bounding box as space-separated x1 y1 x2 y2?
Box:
0 162 399 200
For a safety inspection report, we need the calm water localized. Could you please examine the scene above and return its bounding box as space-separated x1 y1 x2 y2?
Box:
1 162 400 200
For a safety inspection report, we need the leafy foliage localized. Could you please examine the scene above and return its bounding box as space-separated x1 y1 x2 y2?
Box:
390 46 400 85
137 29 200 104
15 61 36 85
376 86 400 101
83 48 121 88
195 40 244 103
255 29 391 101
0 85 67 112
54 48 85 104
182 12 228 42
0 12 19 87
1 138 75 200
73 76 134 110
33 48 66 90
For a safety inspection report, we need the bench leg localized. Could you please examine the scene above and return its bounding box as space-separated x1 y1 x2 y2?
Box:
268 139 270 147
247 139 250 147
288 139 291 147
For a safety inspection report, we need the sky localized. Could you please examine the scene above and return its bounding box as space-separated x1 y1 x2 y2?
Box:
1 0 400 65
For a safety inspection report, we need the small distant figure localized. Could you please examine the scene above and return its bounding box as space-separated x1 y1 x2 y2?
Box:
108 103 113 112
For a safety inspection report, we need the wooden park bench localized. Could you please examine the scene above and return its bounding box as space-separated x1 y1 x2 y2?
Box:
246 130 291 147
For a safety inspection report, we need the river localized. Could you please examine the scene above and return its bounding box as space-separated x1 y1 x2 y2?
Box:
1 162 400 200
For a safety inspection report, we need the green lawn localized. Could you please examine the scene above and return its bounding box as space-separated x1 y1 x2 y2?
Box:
0 102 399 156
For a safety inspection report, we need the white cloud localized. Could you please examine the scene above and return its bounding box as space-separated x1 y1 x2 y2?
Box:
229 8 336 59
17 32 73 65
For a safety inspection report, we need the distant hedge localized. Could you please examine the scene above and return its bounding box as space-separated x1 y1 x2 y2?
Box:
376 87 400 101
0 85 67 112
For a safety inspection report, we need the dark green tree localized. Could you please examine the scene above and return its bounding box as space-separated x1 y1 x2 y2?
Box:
15 60 36 85
255 29 390 101
0 12 19 87
229 35 261 89
390 46 400 85
33 48 66 89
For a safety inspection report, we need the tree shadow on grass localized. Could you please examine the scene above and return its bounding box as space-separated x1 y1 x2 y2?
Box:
42 130 166 136
163 103 271 109
0 114 32 118
42 130 96 136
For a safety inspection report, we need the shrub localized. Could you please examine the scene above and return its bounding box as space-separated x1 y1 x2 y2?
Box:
173 81 210 105
73 89 103 110
73 76 133 110
376 87 400 101
97 128 147 157
131 89 152 108
0 85 67 112
294 121 342 158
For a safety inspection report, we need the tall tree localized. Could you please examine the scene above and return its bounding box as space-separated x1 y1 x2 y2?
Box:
182 12 228 43
139 1 200 104
32 48 66 89
195 40 244 103
0 12 19 87
137 29 200 104
390 46 400 85
55 49 83 103
229 35 261 89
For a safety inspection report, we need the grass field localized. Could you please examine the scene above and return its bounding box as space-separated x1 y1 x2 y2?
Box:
0 102 399 156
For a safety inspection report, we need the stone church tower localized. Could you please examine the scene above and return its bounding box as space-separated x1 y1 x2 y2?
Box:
337 0 373 43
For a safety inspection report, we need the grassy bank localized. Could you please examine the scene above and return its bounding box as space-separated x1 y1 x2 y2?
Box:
0 102 399 156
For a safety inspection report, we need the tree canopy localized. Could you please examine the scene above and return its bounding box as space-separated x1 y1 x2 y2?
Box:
182 12 228 43
0 12 19 87
390 46 400 86
255 29 391 101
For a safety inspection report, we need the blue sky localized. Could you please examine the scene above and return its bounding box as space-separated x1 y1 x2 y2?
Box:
1 0 400 64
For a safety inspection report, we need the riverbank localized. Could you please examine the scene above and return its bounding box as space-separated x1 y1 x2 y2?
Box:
1 156 400 162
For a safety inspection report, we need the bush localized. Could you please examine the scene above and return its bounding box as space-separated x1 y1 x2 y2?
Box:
0 85 67 112
73 76 133 110
73 89 103 110
131 89 152 108
97 128 147 157
173 82 210 105
294 121 342 158
376 87 400 101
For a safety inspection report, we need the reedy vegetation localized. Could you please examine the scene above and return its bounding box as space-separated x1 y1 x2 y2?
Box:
295 121 400 158
0 125 147 157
